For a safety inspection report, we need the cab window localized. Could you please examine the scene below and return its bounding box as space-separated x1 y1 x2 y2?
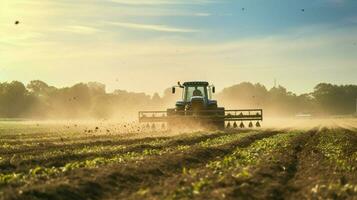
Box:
185 86 206 101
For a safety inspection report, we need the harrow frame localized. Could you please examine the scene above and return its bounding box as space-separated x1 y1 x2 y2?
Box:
138 109 263 123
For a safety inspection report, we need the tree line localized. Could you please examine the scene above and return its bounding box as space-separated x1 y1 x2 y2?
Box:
217 82 357 116
0 80 356 119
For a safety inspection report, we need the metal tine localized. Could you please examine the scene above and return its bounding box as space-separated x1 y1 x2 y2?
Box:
239 122 245 128
256 121 261 127
248 122 253 128
151 123 156 130
233 121 238 128
226 122 231 128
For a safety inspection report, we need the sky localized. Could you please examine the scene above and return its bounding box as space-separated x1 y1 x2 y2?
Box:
0 0 356 95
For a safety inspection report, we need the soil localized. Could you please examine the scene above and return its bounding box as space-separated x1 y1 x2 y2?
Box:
0 122 356 200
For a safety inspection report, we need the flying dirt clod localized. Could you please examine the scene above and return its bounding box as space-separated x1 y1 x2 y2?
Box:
139 81 263 130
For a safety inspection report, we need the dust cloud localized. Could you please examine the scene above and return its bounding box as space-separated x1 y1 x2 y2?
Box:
0 81 356 130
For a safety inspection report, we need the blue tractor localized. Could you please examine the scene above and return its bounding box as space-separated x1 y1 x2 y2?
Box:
139 81 263 129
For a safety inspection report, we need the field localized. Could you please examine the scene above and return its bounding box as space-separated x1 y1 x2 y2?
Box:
0 119 357 200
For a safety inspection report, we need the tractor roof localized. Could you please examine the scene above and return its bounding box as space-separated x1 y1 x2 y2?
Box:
183 81 209 87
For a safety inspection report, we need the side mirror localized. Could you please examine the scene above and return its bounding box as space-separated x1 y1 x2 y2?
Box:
212 86 215 93
172 87 175 94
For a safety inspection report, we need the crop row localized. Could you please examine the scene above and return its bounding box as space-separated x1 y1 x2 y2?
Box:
145 132 300 199
0 132 208 166
318 129 356 172
1 131 258 172
312 129 357 198
0 131 257 187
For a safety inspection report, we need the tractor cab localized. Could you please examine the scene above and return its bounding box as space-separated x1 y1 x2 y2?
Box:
172 81 217 110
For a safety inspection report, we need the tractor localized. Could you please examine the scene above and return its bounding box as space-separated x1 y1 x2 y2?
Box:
139 81 263 130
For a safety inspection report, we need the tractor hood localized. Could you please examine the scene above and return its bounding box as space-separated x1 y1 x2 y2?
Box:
190 96 206 107
190 96 205 101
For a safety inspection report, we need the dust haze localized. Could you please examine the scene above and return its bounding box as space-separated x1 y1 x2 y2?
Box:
0 80 355 124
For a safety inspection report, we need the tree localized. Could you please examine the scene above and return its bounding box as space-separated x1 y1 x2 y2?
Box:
27 80 54 96
87 82 106 96
313 83 357 115
217 82 268 109
0 81 32 117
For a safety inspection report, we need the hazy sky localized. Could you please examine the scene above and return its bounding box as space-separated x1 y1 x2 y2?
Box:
0 0 356 95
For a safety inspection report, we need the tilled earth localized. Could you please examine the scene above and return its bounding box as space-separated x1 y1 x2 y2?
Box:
0 121 356 200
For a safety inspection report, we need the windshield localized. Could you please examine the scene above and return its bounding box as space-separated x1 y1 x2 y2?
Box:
184 86 206 102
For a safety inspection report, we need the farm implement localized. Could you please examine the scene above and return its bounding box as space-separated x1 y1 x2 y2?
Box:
139 81 263 129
